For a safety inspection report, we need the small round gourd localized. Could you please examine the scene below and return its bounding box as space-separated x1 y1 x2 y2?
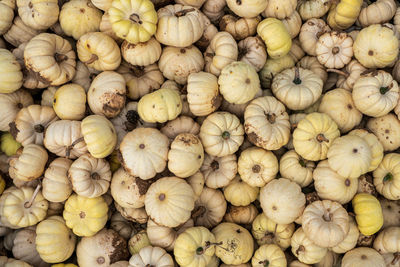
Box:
367 114 400 151
53 83 86 120
327 0 363 30
263 0 297 19
17 0 59 30
373 153 400 200
194 187 227 228
223 175 258 207
298 0 331 20
1 132 21 156
0 90 33 131
299 19 331 57
225 0 267 18
279 150 315 188
12 227 46 267
257 18 292 59
237 36 267 72
316 31 353 69
251 244 286 267
291 228 327 265
129 246 174 267
42 157 73 202
219 15 260 41
201 154 237 189
342 247 385 267
0 49 23 94
81 115 117 158
121 37 161 66
352 193 383 236
358 0 397 27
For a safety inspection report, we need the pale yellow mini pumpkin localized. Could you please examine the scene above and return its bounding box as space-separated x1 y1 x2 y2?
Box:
313 160 358 204
291 228 327 264
316 31 353 69
259 55 295 88
293 112 340 161
354 24 399 68
353 70 399 117
212 222 254 265
59 0 102 40
298 0 331 20
12 227 47 266
219 15 259 41
156 4 203 47
4 16 41 48
129 246 174 267
118 62 164 101
327 135 372 179
24 33 76 86
252 213 295 249
159 45 204 85
342 247 385 267
238 147 278 187
109 0 157 44
87 71 126 118
1 132 21 156
0 0 14 35
296 56 327 84
161 115 200 140
128 230 151 255
174 226 216 267
279 150 315 188
17 0 59 30
367 114 400 151
77 32 121 71
35 216 76 263
44 120 88 159
299 19 331 57
373 153 400 200
237 36 267 72
121 37 161 67
359 0 397 27
194 186 227 228
9 144 48 182
200 154 237 189
225 0 266 18
280 11 301 39
327 0 363 30
115 203 148 224
63 194 108 237
318 88 362 133
0 49 23 94
244 96 290 151
199 112 244 157
272 67 323 110
119 128 169 180
251 244 286 267
373 226 400 255
224 204 257 224
81 115 117 158
257 18 292 59
0 90 33 131
330 217 359 254
43 157 73 202
223 175 258 207
260 178 305 225
204 31 238 77
145 177 195 227
100 12 122 42
0 186 48 229
53 83 86 120
168 133 204 178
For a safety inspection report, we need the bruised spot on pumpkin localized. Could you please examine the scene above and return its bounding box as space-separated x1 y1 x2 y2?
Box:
9 122 19 138
80 8 85 13
109 231 130 264
28 2 33 8
101 92 125 116
368 50 374 56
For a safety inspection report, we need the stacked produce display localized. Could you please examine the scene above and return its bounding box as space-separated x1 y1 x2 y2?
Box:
1 0 400 266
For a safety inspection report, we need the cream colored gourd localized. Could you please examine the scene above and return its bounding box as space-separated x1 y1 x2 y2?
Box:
187 72 220 117
0 186 48 229
4 16 41 48
71 61 92 92
36 216 76 263
219 15 260 41
41 86 57 106
262 0 296 19
161 115 200 140
316 31 353 69
0 90 33 131
42 158 73 202
119 128 169 180
341 247 385 267
358 0 397 27
260 178 305 225
224 204 258 224
318 88 362 133
129 246 174 267
0 0 14 35
244 96 290 151
63 194 108 237
252 213 295 249
367 114 400 151
298 0 331 20
353 70 399 117
291 228 327 265
373 226 400 254
204 31 238 76
257 18 292 59
68 153 111 198
373 153 400 200
24 33 76 86
218 61 260 105
237 36 267 72
10 104 58 146
272 67 323 110
279 150 315 188
297 56 327 84
212 223 254 265
187 172 204 201
77 32 121 71
174 226 216 267
293 112 340 161
331 217 359 254
238 147 278 187
299 19 331 57
226 0 266 18
44 120 88 159
17 0 59 30
223 175 259 206
168 133 204 178
53 83 86 120
199 112 244 157
108 0 157 44
0 49 23 94
281 11 301 39
159 45 204 85
380 198 400 229
327 135 372 179
353 24 399 68
313 160 358 204
121 37 161 66
194 187 227 228
9 144 48 182
59 0 102 40
156 4 204 47
87 71 126 118
12 227 47 267
251 244 286 267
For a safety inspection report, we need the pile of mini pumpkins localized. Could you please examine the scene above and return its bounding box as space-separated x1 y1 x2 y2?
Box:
1 0 400 266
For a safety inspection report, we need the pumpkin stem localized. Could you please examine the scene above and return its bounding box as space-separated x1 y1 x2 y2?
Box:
54 53 68 63
332 46 340 55
175 8 195 17
91 172 100 180
24 183 41 208
125 110 140 131
259 260 269 267
65 137 85 158
34 124 44 133
221 131 230 140
316 133 329 143
84 54 99 65
129 65 145 77
252 164 261 173
210 160 219 170
266 113 276 124
326 68 349 77
293 67 302 85
392 252 400 265
296 245 305 255
191 206 207 219
129 13 142 24
298 158 306 167
380 87 390 95
323 212 332 222
383 173 393 183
